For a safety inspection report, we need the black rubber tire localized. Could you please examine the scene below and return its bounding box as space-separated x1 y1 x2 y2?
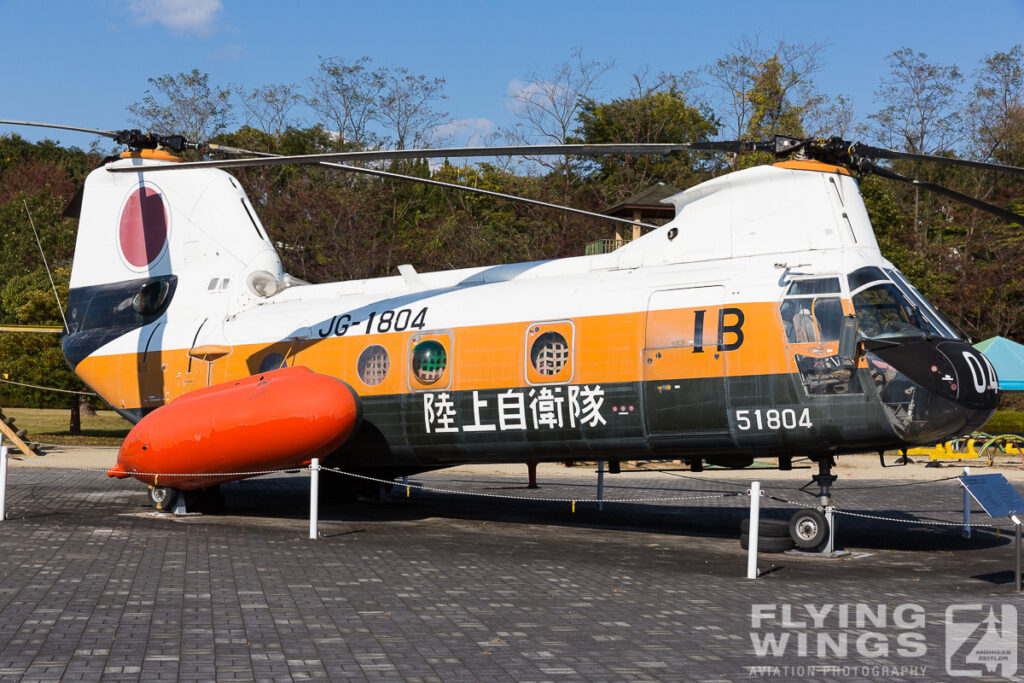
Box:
789 508 830 549
741 518 791 537
148 485 179 511
740 533 794 553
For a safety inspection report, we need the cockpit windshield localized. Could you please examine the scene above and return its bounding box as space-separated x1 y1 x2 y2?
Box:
883 268 962 340
847 266 960 340
851 283 928 339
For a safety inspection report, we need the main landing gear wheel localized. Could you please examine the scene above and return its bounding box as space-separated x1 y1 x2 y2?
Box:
789 508 829 550
148 485 179 511
740 533 794 553
741 518 791 537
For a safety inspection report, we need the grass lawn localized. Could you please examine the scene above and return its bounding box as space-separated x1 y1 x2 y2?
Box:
1 407 131 446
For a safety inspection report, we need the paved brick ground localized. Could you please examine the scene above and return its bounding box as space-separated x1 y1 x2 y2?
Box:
0 465 1021 681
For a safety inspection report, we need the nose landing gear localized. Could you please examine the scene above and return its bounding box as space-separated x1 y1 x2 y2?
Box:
790 507 830 549
789 457 836 551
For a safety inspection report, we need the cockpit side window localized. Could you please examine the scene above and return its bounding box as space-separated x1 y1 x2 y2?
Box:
814 298 844 341
787 277 841 296
780 276 862 396
780 280 843 344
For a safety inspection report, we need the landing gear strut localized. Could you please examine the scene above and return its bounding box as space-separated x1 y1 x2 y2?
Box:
811 456 837 509
789 457 836 551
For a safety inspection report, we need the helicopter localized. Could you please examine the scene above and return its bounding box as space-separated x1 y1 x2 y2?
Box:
1 118 1018 549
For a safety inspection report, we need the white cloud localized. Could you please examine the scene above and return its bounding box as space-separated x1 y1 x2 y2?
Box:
506 78 564 115
217 42 245 60
432 117 495 147
125 0 223 37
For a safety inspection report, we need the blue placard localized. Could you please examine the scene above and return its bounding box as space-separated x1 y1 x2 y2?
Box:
959 474 1024 518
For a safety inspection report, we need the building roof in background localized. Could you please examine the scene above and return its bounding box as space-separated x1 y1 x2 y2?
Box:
975 336 1024 391
604 182 680 218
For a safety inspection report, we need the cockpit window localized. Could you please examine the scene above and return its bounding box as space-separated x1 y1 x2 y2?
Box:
814 298 844 341
787 278 841 296
852 283 928 339
780 295 844 343
883 268 961 340
779 276 862 396
847 266 888 292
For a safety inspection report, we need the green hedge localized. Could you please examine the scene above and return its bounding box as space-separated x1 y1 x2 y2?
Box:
980 410 1024 435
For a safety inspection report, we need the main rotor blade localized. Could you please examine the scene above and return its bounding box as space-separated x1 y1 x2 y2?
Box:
859 159 1024 224
850 142 1024 177
0 118 119 139
109 141 755 173
207 144 660 230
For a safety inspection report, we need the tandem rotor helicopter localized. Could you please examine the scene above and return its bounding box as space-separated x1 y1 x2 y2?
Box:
2 117 1021 549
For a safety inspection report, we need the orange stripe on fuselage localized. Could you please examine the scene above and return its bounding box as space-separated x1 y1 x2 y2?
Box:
74 301 825 412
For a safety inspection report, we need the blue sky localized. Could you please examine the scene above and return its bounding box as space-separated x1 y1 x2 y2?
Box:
2 0 1023 150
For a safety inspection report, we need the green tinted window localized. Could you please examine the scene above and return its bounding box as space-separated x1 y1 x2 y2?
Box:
412 340 447 384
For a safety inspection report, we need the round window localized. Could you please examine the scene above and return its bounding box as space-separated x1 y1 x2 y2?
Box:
412 340 447 384
357 345 390 386
530 331 569 376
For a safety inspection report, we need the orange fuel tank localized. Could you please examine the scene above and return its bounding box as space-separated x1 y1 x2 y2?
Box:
109 366 360 490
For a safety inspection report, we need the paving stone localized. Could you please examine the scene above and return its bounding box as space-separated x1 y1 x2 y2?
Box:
0 467 1020 680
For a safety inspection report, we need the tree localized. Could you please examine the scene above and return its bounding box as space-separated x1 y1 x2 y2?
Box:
870 48 963 155
706 37 831 140
743 55 809 140
0 267 90 433
869 48 964 247
509 47 613 190
375 67 449 149
0 137 98 429
967 45 1024 203
306 56 384 149
238 82 302 141
306 57 450 151
575 72 719 202
128 68 233 142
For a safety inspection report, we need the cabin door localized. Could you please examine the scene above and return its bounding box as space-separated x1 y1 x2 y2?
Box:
643 286 730 444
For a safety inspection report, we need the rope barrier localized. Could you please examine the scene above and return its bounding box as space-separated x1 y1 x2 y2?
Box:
320 466 744 504
3 459 1020 532
766 493 1016 529
8 463 296 477
0 379 95 395
650 467 965 491
22 442 119 451
833 508 1016 529
646 469 754 487
836 476 961 490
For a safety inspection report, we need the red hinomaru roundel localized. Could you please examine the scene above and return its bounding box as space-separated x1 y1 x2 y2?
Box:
118 187 168 268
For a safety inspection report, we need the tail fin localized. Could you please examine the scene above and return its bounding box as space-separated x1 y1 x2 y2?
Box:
63 151 285 394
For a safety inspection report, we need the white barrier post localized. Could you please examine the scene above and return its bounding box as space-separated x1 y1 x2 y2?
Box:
596 460 605 511
0 439 7 521
1014 515 1022 593
824 507 835 554
747 481 761 579
309 457 319 539
962 466 972 539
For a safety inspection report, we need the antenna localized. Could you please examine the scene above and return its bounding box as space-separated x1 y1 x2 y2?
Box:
22 200 68 333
